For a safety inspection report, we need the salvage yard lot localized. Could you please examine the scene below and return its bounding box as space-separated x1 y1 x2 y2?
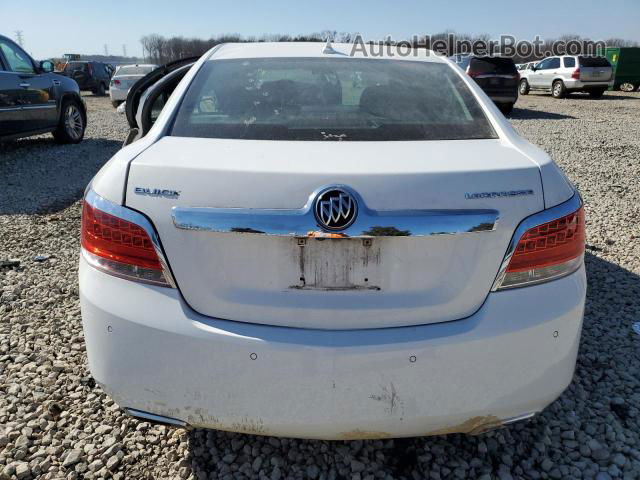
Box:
1 91 640 479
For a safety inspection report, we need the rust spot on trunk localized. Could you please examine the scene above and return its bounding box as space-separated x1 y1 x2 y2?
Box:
427 415 502 436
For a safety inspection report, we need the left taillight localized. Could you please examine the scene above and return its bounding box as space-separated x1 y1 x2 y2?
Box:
81 190 173 287
493 197 585 290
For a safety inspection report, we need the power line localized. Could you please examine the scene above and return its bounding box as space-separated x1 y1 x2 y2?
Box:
14 30 24 47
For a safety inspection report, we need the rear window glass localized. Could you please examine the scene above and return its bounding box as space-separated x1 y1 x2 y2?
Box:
579 56 611 67
116 65 156 76
469 57 517 74
171 58 497 141
65 62 88 72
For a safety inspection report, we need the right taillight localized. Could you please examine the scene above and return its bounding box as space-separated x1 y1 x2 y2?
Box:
494 204 585 290
571 68 581 80
81 190 174 287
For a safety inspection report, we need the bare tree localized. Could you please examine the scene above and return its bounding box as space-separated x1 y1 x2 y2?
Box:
140 31 638 64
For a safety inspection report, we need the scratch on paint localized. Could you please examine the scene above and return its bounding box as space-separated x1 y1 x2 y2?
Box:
369 382 403 416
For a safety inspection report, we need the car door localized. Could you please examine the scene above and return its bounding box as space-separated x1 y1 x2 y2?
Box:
0 52 26 137
123 57 198 144
125 63 197 146
541 57 561 88
125 57 199 129
0 37 58 131
530 58 550 87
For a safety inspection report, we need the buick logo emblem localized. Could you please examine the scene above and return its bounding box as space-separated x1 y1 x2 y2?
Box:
314 187 358 231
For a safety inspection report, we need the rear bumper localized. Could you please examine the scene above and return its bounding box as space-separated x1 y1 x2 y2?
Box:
489 96 518 104
564 79 614 90
80 258 586 440
109 88 128 101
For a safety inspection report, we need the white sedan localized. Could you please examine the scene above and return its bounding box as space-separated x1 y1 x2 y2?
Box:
80 43 586 439
108 64 157 107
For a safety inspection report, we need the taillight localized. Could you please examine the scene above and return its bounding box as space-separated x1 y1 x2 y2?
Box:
113 79 121 86
493 200 585 290
467 70 480 78
81 190 173 287
571 69 581 80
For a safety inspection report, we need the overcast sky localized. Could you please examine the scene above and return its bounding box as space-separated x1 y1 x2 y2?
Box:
4 0 640 59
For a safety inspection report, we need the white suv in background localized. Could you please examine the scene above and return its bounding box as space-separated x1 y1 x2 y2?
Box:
520 55 613 98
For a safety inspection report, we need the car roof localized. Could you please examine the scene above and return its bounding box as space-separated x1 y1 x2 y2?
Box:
207 42 447 63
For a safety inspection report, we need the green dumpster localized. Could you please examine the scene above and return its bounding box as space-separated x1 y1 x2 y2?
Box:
597 47 640 91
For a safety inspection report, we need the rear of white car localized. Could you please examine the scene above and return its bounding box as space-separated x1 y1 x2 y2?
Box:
80 43 586 439
109 64 157 106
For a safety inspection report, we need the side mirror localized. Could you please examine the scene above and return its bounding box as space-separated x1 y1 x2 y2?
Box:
40 60 55 73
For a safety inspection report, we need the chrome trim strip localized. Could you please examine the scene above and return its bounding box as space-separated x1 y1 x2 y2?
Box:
501 412 537 425
490 192 583 291
21 104 57 110
172 185 499 238
84 189 177 288
125 408 187 428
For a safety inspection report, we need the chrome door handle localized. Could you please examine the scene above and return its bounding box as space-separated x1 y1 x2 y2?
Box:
19 83 31 88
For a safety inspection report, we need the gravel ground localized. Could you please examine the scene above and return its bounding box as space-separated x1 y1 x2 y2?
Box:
1 90 639 480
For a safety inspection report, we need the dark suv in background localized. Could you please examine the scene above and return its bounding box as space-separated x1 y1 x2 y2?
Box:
0 34 87 143
60 61 113 96
450 55 520 115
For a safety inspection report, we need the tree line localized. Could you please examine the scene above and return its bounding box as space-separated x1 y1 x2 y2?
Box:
140 31 639 65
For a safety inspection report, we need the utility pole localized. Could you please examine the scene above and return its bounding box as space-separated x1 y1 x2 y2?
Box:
104 44 109 56
14 30 24 47
122 44 127 57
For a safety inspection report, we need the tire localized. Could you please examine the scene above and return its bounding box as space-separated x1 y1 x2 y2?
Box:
588 88 606 99
519 79 530 95
552 80 566 99
498 103 514 116
111 100 122 108
52 100 85 144
96 83 106 96
619 82 636 92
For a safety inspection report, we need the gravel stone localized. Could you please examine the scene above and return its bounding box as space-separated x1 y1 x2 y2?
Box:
1 90 640 478
106 454 122 471
14 463 30 480
62 449 83 468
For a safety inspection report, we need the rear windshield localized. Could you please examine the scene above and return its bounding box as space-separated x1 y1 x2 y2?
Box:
116 65 155 76
469 57 517 75
170 58 497 141
579 56 611 68
65 62 88 72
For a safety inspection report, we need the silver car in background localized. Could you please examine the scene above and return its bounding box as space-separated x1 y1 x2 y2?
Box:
519 55 613 98
109 64 158 108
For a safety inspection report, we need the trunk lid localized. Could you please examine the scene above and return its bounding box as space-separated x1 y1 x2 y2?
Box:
112 74 145 89
126 137 543 329
578 56 613 82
